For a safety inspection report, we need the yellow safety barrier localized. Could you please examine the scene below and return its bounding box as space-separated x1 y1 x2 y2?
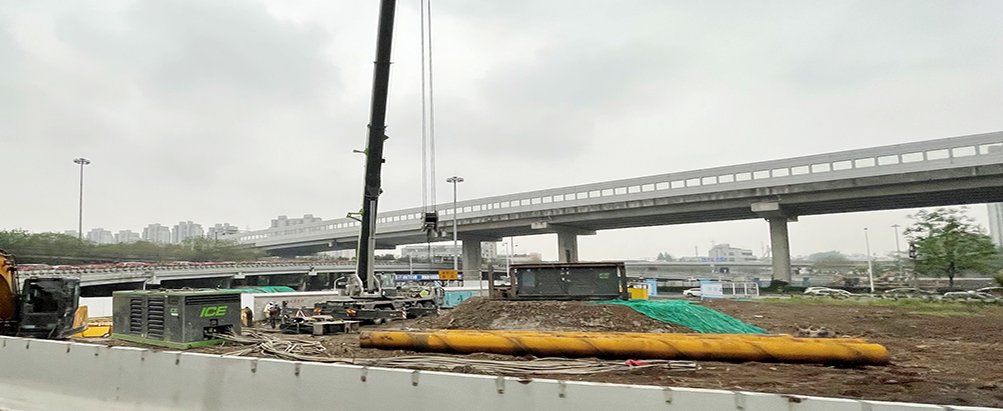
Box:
627 287 649 300
359 330 889 366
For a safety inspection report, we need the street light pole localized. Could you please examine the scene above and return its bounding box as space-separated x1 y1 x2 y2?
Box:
864 227 874 293
504 242 511 278
891 224 903 283
73 158 91 240
446 176 464 272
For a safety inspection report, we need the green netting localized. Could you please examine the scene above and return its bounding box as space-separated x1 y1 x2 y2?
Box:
598 299 768 334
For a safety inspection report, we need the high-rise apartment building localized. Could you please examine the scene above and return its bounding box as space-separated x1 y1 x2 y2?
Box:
142 224 172 244
172 221 204 244
207 223 239 239
86 228 115 245
116 230 141 244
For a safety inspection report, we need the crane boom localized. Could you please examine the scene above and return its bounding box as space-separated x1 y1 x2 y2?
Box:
354 0 398 293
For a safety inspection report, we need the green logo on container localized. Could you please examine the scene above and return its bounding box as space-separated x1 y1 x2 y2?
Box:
599 272 610 279
200 306 228 317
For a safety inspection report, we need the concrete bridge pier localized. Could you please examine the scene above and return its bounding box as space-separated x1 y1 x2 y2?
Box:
753 201 795 284
460 236 484 285
550 225 597 263
557 231 579 263
768 217 793 284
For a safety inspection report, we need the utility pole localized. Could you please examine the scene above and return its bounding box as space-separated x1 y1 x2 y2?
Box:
446 176 464 271
864 228 874 293
505 241 511 277
891 224 903 283
73 158 91 240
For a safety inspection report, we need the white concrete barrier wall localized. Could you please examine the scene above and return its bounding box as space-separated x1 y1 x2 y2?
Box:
0 336 997 411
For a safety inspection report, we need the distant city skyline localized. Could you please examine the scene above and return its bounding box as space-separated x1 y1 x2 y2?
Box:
46 203 1002 262
63 221 239 245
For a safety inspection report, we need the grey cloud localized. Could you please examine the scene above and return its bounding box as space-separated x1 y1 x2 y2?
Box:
785 1 1003 89
435 38 687 160
54 0 335 102
0 16 27 129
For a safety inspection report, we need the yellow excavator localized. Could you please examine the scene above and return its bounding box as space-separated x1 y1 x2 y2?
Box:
0 250 84 339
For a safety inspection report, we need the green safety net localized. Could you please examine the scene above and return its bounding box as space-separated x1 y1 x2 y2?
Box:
597 299 768 334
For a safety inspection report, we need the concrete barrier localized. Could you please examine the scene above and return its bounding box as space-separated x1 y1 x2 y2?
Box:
0 336 996 411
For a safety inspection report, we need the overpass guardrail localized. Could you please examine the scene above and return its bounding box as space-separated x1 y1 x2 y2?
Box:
229 131 1003 246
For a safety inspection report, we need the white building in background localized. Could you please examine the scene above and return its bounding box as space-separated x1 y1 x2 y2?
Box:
481 242 497 260
63 230 78 238
400 242 497 260
115 230 141 244
86 228 115 245
271 214 322 228
401 244 459 259
207 223 239 239
988 203 1003 248
142 223 172 244
172 221 203 244
708 243 758 262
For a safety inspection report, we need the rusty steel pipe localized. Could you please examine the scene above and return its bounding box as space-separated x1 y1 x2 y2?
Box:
360 330 889 366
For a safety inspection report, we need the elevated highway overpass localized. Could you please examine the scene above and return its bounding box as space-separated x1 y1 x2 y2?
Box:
24 261 453 293
27 260 804 293
226 131 1003 283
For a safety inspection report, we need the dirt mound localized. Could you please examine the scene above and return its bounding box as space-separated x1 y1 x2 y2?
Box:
409 298 690 333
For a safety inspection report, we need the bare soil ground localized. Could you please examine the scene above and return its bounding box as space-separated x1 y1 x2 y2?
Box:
86 298 1003 407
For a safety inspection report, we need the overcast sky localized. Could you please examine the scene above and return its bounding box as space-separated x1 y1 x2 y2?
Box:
3 0 1002 261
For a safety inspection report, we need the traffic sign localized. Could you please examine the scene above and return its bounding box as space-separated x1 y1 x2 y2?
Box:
438 270 459 280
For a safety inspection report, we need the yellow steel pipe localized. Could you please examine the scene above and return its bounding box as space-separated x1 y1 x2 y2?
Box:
360 330 889 366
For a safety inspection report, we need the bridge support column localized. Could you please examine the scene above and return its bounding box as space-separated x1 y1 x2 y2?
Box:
557 232 579 263
539 224 596 263
768 217 792 284
460 237 482 286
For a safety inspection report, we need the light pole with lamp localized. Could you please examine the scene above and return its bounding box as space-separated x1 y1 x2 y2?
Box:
891 224 903 284
864 227 874 293
446 176 464 272
503 238 517 277
73 158 91 239
504 242 511 278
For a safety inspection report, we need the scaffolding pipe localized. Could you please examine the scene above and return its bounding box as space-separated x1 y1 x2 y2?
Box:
360 330 889 366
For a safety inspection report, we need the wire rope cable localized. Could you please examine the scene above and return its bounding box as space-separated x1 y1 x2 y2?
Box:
425 0 437 208
217 331 698 375
420 0 429 212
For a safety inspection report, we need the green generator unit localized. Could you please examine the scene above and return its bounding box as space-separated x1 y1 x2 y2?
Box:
111 289 242 349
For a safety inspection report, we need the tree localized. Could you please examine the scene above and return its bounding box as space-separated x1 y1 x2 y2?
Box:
904 208 998 288
656 252 674 261
806 251 850 274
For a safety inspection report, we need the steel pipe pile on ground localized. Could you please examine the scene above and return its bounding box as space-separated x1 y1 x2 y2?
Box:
360 330 890 366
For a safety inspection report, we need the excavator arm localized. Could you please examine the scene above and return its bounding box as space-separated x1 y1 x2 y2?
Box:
0 251 18 322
